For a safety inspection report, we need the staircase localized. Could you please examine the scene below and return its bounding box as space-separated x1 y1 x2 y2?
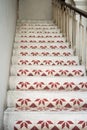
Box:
4 19 87 130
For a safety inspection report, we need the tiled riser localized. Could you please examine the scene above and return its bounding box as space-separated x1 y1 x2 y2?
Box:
10 65 85 76
16 30 60 34
12 56 79 66
13 49 73 56
15 37 66 42
14 43 69 49
15 34 62 37
7 91 87 111
9 76 87 91
4 109 87 130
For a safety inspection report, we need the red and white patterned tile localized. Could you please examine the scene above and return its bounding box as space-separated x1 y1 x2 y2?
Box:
7 91 87 110
4 108 87 130
10 65 85 77
16 29 60 34
13 49 73 56
15 37 66 43
12 56 79 66
9 76 87 91
15 33 63 38
14 43 69 49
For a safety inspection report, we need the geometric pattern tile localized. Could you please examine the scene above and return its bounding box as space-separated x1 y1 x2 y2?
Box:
10 65 85 77
9 76 87 91
13 49 73 56
12 56 79 66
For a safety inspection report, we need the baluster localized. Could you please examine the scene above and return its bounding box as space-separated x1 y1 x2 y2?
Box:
72 12 76 53
68 10 73 47
86 27 87 70
75 15 80 57
57 1 59 27
79 16 82 64
62 6 66 36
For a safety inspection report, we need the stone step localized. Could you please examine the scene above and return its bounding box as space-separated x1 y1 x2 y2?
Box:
15 37 66 43
16 31 62 34
4 108 87 130
9 76 87 91
16 29 60 34
10 65 85 77
16 26 58 30
17 23 55 25
14 42 69 49
13 49 73 56
7 91 87 110
12 56 79 66
16 24 57 28
15 33 62 38
17 20 54 23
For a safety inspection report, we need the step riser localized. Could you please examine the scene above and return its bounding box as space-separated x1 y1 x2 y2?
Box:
12 56 79 66
13 49 73 56
17 20 53 22
14 43 69 49
9 77 87 91
15 38 65 43
16 32 62 34
16 30 60 34
4 110 87 130
17 24 56 26
16 34 62 38
16 27 58 30
7 91 87 111
10 65 85 77
15 37 66 41
16 23 56 25
16 33 62 36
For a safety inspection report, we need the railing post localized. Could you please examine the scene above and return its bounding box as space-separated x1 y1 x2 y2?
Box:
57 1 60 28
68 9 73 47
75 15 80 57
62 7 65 36
55 0 58 25
58 3 61 30
52 0 55 23
81 20 87 68
86 27 87 70
53 0 87 71
79 16 82 64
72 12 76 53
65 8 69 42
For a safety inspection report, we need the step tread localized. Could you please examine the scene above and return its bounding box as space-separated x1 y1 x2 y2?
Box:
4 108 87 130
5 107 87 113
16 33 62 36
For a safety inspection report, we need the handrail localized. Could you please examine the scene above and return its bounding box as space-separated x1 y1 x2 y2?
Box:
58 0 87 18
52 0 87 69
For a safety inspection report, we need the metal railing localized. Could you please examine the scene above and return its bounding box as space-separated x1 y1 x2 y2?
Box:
52 0 87 70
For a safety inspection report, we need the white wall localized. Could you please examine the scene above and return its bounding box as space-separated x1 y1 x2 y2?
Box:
19 0 52 20
0 0 17 129
74 0 87 11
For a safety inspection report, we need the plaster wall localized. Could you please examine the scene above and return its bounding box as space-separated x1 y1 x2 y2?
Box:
0 0 17 129
19 0 52 20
